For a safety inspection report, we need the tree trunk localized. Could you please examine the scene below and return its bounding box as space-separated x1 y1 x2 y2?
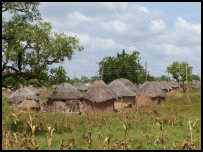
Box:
181 81 186 93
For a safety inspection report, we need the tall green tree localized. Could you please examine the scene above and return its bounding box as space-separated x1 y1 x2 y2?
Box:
98 49 146 84
49 66 70 85
2 2 83 87
167 61 193 92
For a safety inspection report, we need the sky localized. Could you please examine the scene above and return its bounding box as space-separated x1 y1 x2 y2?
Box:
38 2 201 79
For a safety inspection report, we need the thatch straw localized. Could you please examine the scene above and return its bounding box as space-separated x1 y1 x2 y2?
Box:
137 81 166 98
74 83 88 91
192 80 201 88
47 83 81 100
169 81 179 88
83 80 117 103
17 100 40 110
118 78 138 93
8 87 39 105
108 79 136 98
156 81 172 91
26 85 40 96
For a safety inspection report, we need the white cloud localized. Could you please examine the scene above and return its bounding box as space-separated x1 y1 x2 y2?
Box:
102 20 128 34
139 6 149 13
150 19 166 32
175 17 201 34
66 11 94 26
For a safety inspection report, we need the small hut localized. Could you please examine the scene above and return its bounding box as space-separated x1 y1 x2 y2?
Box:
169 81 179 90
17 100 40 111
192 80 201 88
8 87 39 106
83 80 117 113
26 85 40 96
108 79 136 111
74 83 88 94
118 78 138 93
136 81 166 107
157 81 172 92
47 83 82 114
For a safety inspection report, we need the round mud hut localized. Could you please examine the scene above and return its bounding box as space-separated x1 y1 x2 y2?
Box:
118 78 138 93
83 80 117 113
108 79 136 111
169 81 179 90
192 80 201 88
8 87 40 110
17 99 40 111
157 81 172 92
74 83 88 94
46 83 82 114
26 85 40 96
136 81 166 107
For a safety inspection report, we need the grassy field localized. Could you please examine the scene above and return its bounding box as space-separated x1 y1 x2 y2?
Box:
2 88 201 150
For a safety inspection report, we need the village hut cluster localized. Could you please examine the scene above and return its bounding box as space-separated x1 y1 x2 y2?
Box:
7 85 40 111
7 78 201 114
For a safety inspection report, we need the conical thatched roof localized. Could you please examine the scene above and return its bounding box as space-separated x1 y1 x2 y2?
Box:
118 78 138 93
26 85 40 96
17 100 40 110
108 79 136 98
137 81 166 98
47 83 81 100
83 80 117 103
169 81 179 88
157 81 172 91
74 83 88 91
8 87 39 105
192 80 201 88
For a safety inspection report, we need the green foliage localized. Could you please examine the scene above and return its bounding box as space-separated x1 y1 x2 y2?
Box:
98 49 146 84
2 2 83 86
80 76 89 83
192 74 200 81
160 75 168 81
167 61 193 92
49 66 70 85
2 2 41 21
90 76 100 83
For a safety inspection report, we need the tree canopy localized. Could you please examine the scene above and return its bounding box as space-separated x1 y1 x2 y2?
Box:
2 2 83 87
167 61 193 92
98 49 147 84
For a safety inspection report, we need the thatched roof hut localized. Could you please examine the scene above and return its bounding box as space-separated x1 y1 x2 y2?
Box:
26 85 40 96
17 100 40 111
192 80 201 88
108 79 136 110
108 79 136 97
83 80 117 113
136 81 166 107
8 87 39 105
137 81 166 98
118 78 138 93
157 81 172 92
169 81 179 90
74 83 88 91
83 80 117 103
47 83 81 100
